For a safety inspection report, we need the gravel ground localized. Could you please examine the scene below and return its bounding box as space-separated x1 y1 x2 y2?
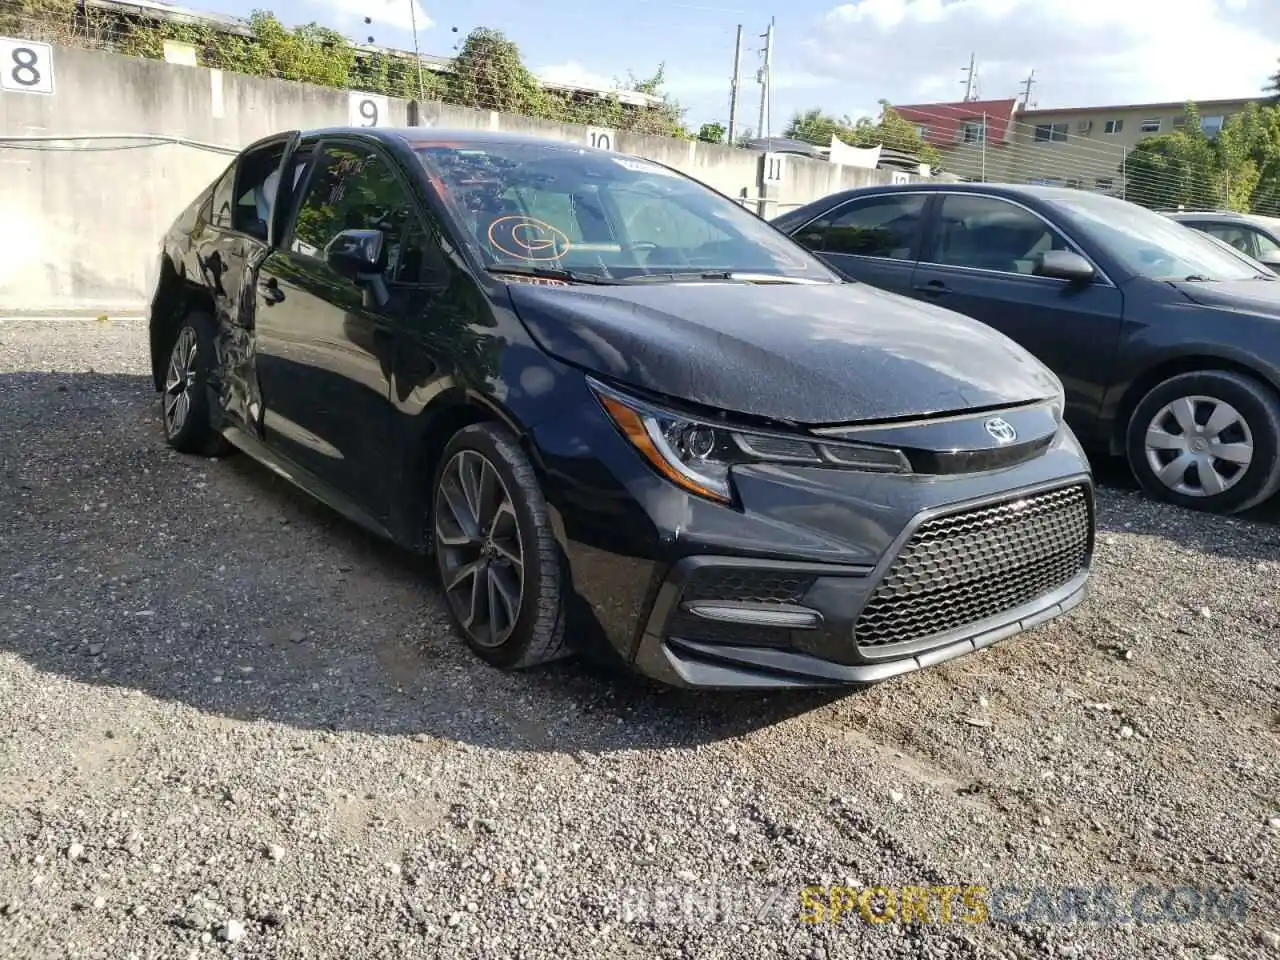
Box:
0 316 1277 960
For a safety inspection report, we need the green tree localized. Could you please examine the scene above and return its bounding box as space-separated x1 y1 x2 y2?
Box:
697 122 726 144
784 108 853 146
447 27 547 115
1125 101 1222 210
850 102 941 168
1265 59 1280 105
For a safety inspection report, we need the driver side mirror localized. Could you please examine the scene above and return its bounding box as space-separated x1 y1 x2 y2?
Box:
325 229 386 281
1033 249 1096 284
1257 250 1280 270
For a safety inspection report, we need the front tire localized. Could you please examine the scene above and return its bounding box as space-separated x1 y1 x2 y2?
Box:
1125 370 1280 514
431 422 570 670
160 309 231 457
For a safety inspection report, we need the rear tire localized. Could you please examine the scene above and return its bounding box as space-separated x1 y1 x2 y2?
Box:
1125 370 1280 514
430 422 570 670
160 309 232 458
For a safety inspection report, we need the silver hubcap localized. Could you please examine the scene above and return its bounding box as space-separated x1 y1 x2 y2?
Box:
163 326 198 436
1144 394 1254 498
433 450 524 648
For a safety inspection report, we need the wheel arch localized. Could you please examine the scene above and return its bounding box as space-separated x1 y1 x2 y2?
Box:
148 254 216 392
1107 353 1280 456
399 388 529 551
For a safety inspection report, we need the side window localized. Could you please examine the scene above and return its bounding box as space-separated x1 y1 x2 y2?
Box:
928 195 1070 275
290 142 442 284
232 142 287 240
210 164 234 229
272 144 317 229
1247 228 1280 260
392 218 449 285
819 194 927 259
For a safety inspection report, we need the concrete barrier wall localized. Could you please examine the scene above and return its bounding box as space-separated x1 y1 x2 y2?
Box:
0 45 905 314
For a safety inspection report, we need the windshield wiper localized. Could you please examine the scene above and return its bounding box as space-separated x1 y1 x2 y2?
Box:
487 264 614 285
616 271 739 283
1182 274 1213 281
616 271 827 284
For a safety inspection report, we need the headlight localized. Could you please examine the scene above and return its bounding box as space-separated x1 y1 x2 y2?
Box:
588 377 911 505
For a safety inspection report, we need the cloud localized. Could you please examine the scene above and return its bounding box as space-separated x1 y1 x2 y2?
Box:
534 62 619 90
800 0 1280 109
303 0 433 36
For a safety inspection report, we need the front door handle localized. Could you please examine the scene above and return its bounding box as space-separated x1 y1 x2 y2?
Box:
912 279 951 297
259 277 285 305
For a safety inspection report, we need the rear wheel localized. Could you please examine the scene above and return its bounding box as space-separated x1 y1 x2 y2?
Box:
1125 370 1280 514
431 422 569 669
161 309 231 457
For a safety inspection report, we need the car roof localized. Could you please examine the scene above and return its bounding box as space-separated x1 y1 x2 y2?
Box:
295 126 594 149
1168 210 1248 221
808 181 1087 201
1167 210 1280 226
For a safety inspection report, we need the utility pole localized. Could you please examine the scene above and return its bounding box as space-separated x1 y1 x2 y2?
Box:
757 17 774 141
727 25 743 144
1019 69 1036 109
407 0 425 99
961 52 976 101
981 111 988 181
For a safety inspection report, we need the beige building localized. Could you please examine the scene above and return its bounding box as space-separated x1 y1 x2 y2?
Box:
894 96 1261 194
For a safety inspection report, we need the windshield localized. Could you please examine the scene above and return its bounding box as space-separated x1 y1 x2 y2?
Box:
412 140 839 283
1047 192 1263 281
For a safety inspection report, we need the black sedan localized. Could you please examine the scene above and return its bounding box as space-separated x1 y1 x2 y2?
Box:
774 183 1280 515
147 128 1094 689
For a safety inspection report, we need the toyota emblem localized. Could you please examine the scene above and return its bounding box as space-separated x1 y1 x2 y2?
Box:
984 417 1017 444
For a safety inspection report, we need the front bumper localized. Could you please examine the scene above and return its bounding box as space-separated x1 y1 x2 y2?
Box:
533 409 1096 690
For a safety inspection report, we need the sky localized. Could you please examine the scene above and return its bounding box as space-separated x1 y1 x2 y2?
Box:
189 0 1280 134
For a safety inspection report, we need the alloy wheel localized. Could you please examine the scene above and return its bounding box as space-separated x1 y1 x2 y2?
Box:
163 326 198 436
434 449 525 647
1144 394 1254 498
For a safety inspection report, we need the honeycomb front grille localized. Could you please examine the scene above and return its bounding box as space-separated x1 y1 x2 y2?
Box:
679 568 815 605
854 484 1091 651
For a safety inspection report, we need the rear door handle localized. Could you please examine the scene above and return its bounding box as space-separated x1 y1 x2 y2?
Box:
259 277 285 304
912 279 950 297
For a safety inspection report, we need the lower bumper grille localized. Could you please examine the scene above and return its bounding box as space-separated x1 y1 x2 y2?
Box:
854 483 1092 652
665 567 816 648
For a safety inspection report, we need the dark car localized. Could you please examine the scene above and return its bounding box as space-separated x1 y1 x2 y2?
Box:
1166 210 1280 273
774 183 1280 515
147 128 1095 689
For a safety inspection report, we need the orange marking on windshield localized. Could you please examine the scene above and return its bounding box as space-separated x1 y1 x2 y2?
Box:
488 215 572 261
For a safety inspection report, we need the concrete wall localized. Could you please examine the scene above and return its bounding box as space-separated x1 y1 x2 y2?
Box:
0 45 907 315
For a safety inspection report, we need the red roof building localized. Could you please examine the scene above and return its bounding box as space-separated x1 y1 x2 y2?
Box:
889 99 1020 147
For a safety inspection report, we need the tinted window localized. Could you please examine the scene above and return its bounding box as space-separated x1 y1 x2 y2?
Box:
290 142 431 283
412 140 837 282
232 142 287 240
393 217 448 285
928 195 1069 275
210 164 234 229
819 194 926 259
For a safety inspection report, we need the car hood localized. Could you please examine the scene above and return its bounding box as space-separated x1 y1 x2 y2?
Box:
1170 278 1280 312
505 279 1061 425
